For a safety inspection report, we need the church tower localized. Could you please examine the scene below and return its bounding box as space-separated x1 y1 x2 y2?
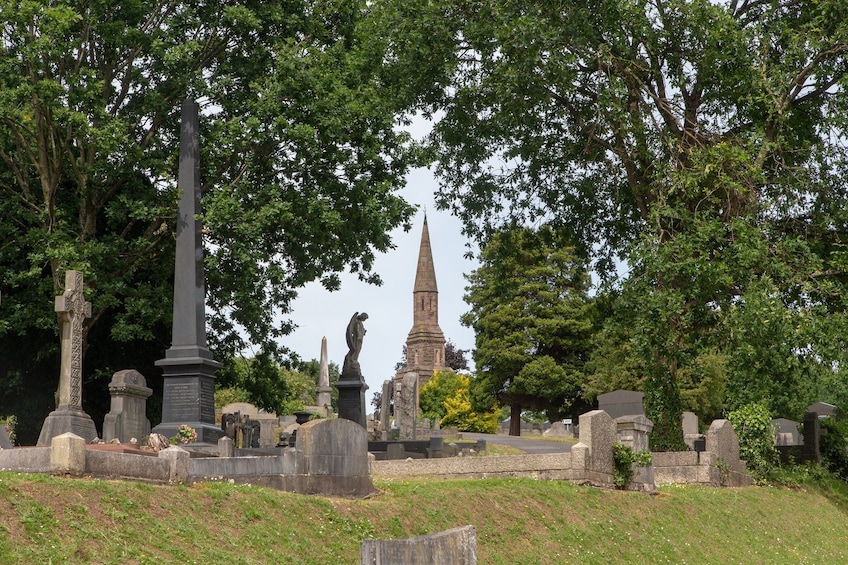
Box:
398 215 447 388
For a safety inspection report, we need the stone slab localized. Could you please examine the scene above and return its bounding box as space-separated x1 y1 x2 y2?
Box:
361 525 477 565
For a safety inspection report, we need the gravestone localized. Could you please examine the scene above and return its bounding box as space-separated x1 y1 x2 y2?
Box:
380 380 392 440
316 336 333 416
220 402 278 448
37 270 99 446
0 427 11 449
336 312 369 428
772 418 801 446
361 525 477 565
572 410 616 476
807 402 837 418
396 372 418 440
802 411 821 462
615 414 653 452
291 418 375 497
102 369 152 444
597 389 645 419
682 411 701 449
153 100 223 443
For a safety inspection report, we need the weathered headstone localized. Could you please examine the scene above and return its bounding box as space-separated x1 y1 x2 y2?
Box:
316 336 333 416
597 389 645 419
103 369 153 444
361 525 477 565
807 402 837 418
397 372 418 440
336 312 369 428
220 402 278 448
772 418 801 446
37 270 98 445
571 409 616 477
153 100 223 443
380 379 392 440
290 418 375 497
615 414 653 452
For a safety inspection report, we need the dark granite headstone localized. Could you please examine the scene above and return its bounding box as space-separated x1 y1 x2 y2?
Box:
597 389 645 419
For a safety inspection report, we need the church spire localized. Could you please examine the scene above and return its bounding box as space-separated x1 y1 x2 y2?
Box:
402 214 446 382
413 214 438 294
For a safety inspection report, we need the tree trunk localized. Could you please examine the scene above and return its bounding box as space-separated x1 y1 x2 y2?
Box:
509 404 522 437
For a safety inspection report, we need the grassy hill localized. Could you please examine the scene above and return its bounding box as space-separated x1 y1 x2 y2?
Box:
0 471 846 564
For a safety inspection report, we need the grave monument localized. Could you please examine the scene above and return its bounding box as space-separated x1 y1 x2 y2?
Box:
37 270 99 445
152 99 223 443
316 336 333 416
336 312 369 428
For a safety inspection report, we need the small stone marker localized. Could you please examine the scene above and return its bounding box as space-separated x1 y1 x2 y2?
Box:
103 369 153 443
361 525 477 565
37 271 98 445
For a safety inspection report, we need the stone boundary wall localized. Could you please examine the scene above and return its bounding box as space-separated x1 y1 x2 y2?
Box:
371 453 581 481
373 410 623 489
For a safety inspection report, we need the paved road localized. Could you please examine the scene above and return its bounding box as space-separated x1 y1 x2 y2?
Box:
459 432 573 454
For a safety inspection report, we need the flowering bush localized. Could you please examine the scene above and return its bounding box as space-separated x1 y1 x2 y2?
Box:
172 424 197 445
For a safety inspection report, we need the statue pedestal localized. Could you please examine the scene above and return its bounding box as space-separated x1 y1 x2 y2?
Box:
337 376 368 429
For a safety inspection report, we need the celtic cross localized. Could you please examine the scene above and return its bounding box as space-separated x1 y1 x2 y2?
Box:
55 270 92 410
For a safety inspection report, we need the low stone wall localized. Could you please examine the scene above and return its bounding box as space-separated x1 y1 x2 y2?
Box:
372 453 580 481
373 410 622 489
652 420 753 487
0 447 51 473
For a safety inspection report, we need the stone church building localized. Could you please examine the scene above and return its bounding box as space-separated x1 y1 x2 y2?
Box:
393 215 448 407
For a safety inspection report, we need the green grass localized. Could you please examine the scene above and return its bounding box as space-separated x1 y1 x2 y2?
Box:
0 471 845 563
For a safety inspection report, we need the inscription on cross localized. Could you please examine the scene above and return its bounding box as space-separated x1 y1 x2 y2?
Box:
55 270 92 410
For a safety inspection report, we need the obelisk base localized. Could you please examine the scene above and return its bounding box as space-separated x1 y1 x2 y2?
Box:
37 406 98 446
153 353 224 444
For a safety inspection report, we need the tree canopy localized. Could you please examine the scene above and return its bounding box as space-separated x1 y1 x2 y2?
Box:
0 0 416 442
461 225 594 435
376 0 848 447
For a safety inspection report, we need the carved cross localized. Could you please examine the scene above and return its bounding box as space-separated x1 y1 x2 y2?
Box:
55 270 92 410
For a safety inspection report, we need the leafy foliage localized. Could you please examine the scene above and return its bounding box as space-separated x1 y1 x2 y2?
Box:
419 370 467 422
819 415 848 481
439 379 500 434
462 225 594 428
0 0 416 435
727 402 779 483
376 0 848 444
612 443 653 490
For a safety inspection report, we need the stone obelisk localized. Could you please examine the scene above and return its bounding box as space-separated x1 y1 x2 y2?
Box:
37 270 99 445
153 100 223 443
316 337 333 416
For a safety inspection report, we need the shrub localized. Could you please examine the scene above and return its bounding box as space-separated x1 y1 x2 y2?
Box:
727 402 778 483
612 442 653 489
820 416 848 480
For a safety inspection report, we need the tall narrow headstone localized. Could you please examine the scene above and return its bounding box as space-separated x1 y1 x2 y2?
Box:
153 100 223 443
316 337 333 416
37 270 98 445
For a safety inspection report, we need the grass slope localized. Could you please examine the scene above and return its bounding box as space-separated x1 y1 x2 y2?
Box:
0 472 846 564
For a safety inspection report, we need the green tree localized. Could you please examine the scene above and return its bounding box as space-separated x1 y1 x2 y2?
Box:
462 226 594 436
0 1 416 440
419 370 467 422
376 0 848 446
437 374 500 434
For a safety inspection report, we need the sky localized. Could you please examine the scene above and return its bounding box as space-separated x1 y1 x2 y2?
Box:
282 165 480 407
